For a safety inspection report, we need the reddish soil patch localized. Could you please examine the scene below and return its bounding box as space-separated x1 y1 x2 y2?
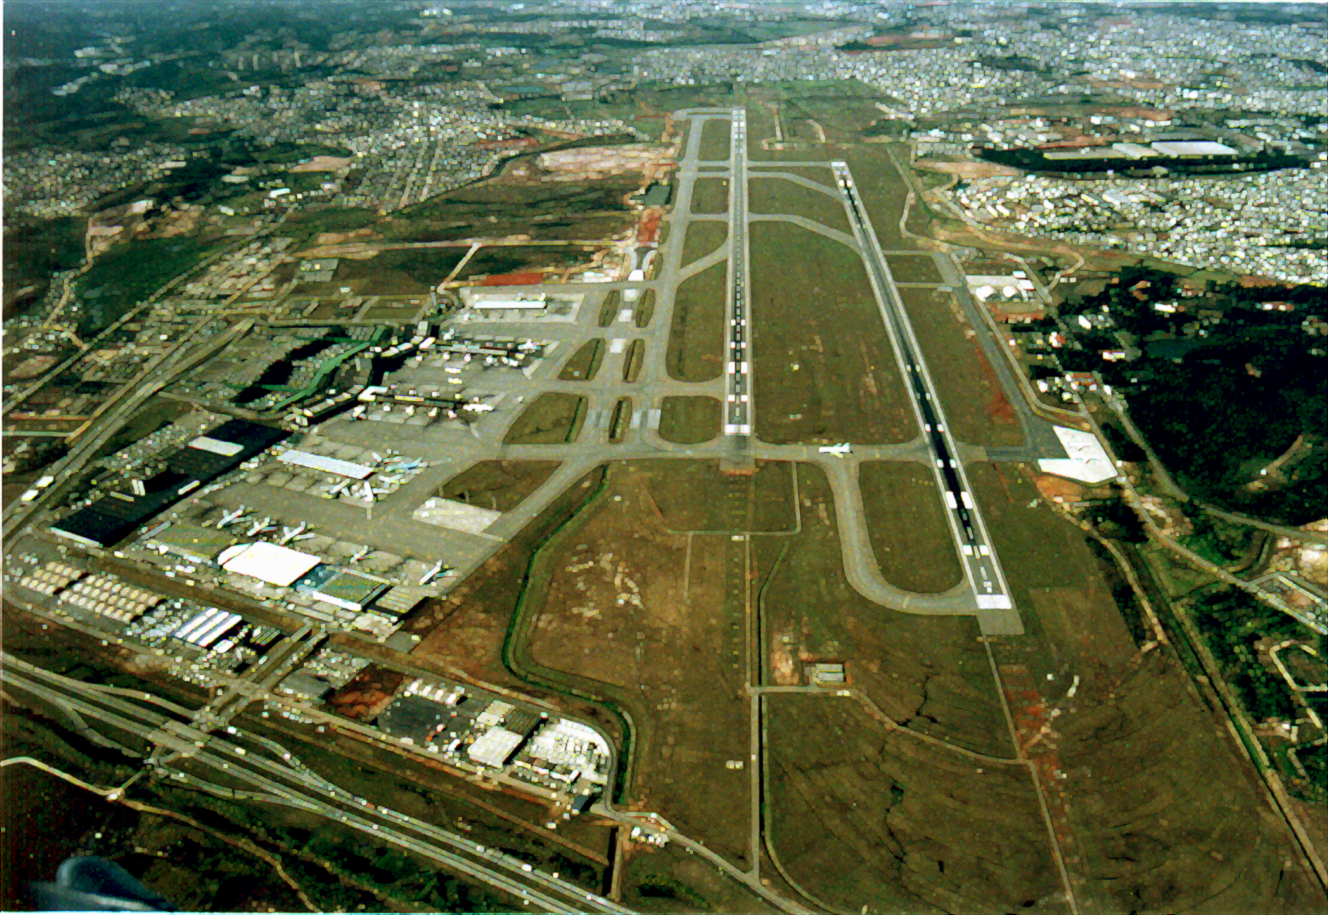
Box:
481 271 545 286
326 665 407 721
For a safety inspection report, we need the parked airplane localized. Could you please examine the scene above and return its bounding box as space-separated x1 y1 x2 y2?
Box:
818 443 852 456
349 545 371 564
246 517 276 536
278 524 312 546
461 402 494 413
217 507 249 528
518 339 538 352
326 479 352 497
418 560 450 586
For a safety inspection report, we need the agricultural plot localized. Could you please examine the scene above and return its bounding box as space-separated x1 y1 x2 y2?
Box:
436 460 560 513
657 396 721 444
748 176 851 234
766 693 1058 914
749 220 915 444
680 221 728 268
899 287 1023 449
665 262 725 382
756 464 1011 756
859 461 962 593
502 393 587 445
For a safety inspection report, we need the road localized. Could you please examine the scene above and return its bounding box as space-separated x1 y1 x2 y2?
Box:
831 161 1021 636
0 653 635 915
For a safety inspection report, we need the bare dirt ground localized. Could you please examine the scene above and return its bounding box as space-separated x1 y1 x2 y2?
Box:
524 462 754 865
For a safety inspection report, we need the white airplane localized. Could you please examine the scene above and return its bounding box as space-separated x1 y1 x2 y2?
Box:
818 443 852 456
327 479 352 497
385 458 424 472
483 355 497 367
246 517 276 536
418 560 450 586
461 402 494 413
217 507 249 528
518 339 538 352
442 328 457 342
349 545 371 564
360 481 376 503
278 523 312 546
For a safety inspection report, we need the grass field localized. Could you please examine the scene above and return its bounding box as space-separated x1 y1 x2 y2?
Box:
756 463 1012 757
859 461 962 593
748 177 851 233
657 396 721 444
644 459 795 533
766 693 1057 913
558 338 605 381
689 178 729 215
665 261 724 382
598 290 620 327
328 248 467 295
680 221 728 268
633 289 655 328
436 460 560 513
839 144 915 251
608 397 630 443
502 393 587 444
964 461 1324 911
622 339 644 383
887 254 945 284
698 118 732 162
749 220 915 444
899 287 1023 448
454 244 599 282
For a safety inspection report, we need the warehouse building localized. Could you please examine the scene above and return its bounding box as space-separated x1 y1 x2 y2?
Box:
53 420 287 548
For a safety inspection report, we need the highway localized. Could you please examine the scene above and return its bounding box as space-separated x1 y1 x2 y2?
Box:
0 654 635 915
830 161 1019 634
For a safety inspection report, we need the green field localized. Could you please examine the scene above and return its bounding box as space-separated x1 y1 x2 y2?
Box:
680 221 728 268
689 178 729 215
766 693 1057 912
437 460 561 512
749 220 914 444
859 461 962 593
665 261 725 382
698 118 732 161
657 396 721 444
558 338 605 381
748 176 851 233
756 463 1010 756
887 254 945 284
502 393 587 444
899 288 1023 448
633 289 655 328
622 339 645 383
